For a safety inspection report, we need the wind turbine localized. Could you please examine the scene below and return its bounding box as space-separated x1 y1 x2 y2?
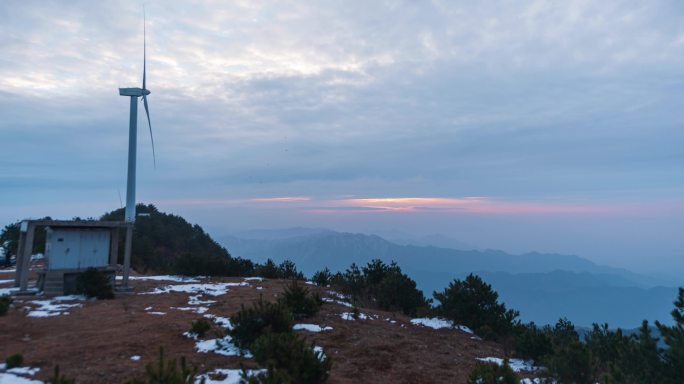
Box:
119 12 155 290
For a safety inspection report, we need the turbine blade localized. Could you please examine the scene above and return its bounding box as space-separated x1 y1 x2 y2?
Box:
143 94 156 168
142 7 146 90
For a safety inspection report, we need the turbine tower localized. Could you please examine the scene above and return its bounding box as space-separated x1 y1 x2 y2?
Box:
119 12 155 290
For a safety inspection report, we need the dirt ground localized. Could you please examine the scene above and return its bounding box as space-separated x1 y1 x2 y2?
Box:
0 267 506 383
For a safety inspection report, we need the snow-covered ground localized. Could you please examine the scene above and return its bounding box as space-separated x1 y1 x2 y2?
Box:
116 275 201 283
340 312 369 320
322 297 353 308
477 357 541 372
410 317 474 334
0 287 19 296
26 297 83 317
0 366 42 384
195 336 252 358
143 282 248 296
203 314 232 329
195 368 265 384
0 373 43 384
293 323 333 332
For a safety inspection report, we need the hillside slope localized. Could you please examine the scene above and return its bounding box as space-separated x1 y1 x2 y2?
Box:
0 269 505 383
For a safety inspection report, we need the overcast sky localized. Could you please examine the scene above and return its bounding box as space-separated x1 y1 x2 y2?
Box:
1 1 682 276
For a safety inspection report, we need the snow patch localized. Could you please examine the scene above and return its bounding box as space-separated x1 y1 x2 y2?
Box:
203 314 233 329
173 306 209 314
0 373 43 384
313 346 326 361
410 317 474 333
116 275 200 283
340 312 368 320
188 295 216 305
147 311 166 315
7 367 40 376
327 291 349 300
476 357 541 372
0 268 16 273
0 279 14 285
0 287 19 296
196 368 265 384
144 282 248 296
130 355 141 361
195 337 252 358
322 298 353 308
26 299 82 317
293 324 333 332
243 277 263 282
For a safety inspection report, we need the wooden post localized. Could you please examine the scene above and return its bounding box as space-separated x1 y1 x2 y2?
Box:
13 224 27 287
19 222 35 292
109 227 120 266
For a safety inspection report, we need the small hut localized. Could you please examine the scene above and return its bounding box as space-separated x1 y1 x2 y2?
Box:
14 220 130 296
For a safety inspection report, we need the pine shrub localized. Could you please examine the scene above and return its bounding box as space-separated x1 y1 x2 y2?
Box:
467 360 519 384
514 322 553 363
251 332 331 384
311 268 332 287
433 274 519 340
279 280 322 320
173 252 254 277
255 259 281 279
338 263 365 302
128 347 201 384
189 319 212 338
46 365 76 384
241 365 292 384
374 269 430 316
5 353 23 369
229 297 293 349
278 260 304 280
0 296 11 316
76 268 114 299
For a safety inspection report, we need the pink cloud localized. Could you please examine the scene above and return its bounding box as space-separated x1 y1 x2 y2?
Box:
250 197 311 203
324 196 622 215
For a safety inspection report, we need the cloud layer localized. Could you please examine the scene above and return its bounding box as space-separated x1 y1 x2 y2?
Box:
1 1 683 274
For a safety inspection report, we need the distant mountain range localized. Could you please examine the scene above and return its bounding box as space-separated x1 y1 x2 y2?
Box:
218 228 681 328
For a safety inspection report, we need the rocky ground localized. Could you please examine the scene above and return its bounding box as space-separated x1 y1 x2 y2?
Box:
0 266 516 383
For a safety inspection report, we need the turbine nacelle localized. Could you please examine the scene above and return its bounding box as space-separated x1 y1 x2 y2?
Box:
119 87 151 97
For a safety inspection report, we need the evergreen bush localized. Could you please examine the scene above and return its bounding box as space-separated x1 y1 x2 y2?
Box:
240 365 292 384
229 297 293 349
76 268 114 300
311 268 332 287
278 260 304 280
433 274 519 340
189 319 212 338
255 259 281 279
173 252 254 277
128 347 202 384
0 296 11 316
374 269 430 316
5 353 23 369
656 287 684 384
467 360 518 384
251 332 331 384
514 322 553 363
279 280 322 320
46 365 76 384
